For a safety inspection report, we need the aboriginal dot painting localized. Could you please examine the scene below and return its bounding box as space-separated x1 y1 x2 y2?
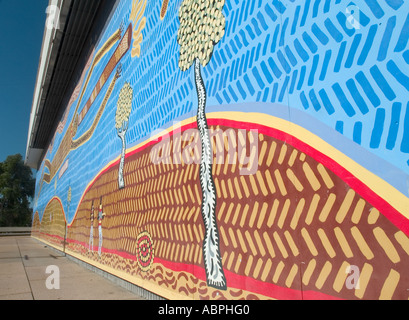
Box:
32 0 409 300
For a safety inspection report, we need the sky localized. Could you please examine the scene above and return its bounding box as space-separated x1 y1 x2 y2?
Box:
0 0 48 163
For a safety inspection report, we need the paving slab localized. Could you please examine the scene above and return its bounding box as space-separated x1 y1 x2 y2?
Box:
0 236 145 300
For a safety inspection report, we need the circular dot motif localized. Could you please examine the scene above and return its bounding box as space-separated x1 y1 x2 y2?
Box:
136 231 154 272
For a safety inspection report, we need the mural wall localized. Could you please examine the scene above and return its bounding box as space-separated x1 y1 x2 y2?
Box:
31 0 409 300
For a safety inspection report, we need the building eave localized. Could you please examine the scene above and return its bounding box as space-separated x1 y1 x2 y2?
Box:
25 0 102 169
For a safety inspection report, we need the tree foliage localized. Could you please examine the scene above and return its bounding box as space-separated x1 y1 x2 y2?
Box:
115 82 133 132
115 82 133 189
0 154 35 227
177 0 225 71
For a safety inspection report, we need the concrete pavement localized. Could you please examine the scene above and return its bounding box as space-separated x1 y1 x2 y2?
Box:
0 236 146 300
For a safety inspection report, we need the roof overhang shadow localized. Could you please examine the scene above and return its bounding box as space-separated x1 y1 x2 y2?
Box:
25 0 104 169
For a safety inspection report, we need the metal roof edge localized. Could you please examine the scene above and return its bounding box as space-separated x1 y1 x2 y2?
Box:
25 0 71 169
